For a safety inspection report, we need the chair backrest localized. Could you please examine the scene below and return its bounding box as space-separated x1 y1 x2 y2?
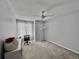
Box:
24 35 30 41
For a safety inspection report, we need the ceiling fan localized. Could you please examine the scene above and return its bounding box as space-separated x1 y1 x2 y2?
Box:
36 10 54 20
34 0 71 20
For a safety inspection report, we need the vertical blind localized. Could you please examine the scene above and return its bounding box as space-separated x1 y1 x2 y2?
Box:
16 21 33 39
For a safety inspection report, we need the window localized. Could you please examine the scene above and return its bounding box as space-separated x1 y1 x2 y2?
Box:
16 20 33 40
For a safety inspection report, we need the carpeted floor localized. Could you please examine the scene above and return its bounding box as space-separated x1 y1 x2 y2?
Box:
22 41 79 59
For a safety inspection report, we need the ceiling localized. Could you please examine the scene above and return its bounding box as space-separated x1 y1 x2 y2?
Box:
7 0 79 20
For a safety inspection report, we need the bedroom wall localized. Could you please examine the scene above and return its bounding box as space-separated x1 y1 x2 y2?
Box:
0 0 16 58
45 0 79 53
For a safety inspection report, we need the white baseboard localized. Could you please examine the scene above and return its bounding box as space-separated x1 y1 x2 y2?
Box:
47 40 79 54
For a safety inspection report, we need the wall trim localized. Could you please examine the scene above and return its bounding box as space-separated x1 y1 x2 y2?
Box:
47 40 79 54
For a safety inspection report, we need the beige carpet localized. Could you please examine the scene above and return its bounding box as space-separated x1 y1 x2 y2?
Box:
22 41 79 59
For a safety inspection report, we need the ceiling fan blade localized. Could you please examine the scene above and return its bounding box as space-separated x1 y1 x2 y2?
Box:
46 14 54 17
30 15 41 18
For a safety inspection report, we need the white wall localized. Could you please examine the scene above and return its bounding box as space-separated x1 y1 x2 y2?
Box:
45 0 79 53
0 0 16 58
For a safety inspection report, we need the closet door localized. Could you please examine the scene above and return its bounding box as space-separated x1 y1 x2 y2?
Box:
35 21 44 41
